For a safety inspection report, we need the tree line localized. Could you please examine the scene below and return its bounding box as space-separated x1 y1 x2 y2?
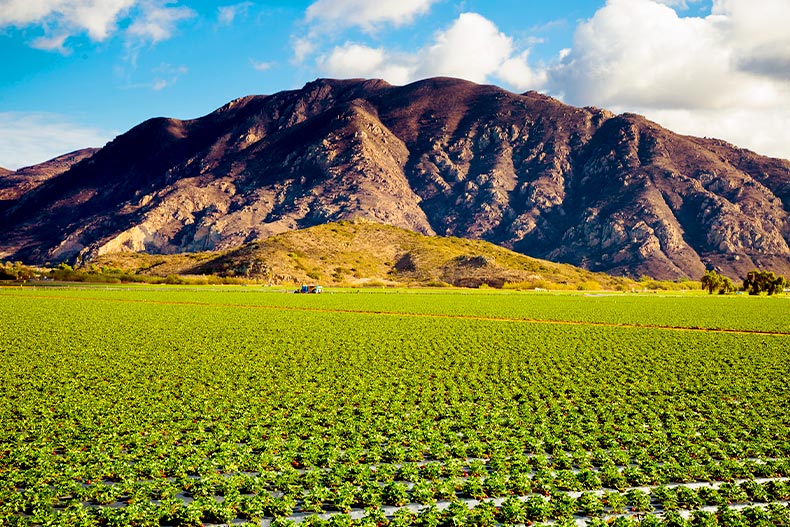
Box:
702 269 789 295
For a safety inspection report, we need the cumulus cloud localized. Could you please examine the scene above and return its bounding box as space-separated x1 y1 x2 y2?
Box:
318 43 413 85
414 13 513 83
317 13 545 91
715 0 790 82
0 0 193 50
544 0 790 159
549 0 744 110
499 51 548 92
647 107 790 162
0 0 136 40
0 112 114 171
305 0 438 31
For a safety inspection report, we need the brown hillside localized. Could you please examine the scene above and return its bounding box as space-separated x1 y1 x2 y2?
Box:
90 220 635 289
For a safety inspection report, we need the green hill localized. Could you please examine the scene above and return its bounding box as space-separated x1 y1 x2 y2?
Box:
87 220 637 290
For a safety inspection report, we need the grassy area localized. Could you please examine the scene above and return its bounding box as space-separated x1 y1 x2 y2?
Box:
85 221 651 290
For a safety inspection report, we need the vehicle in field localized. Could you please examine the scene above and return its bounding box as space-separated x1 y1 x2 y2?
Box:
296 284 323 294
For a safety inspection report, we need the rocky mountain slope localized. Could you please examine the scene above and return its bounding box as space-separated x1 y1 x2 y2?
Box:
2 78 789 279
0 149 98 203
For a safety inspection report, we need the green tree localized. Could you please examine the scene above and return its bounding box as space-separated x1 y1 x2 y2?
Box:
743 269 789 295
701 270 723 294
719 276 735 294
701 270 736 294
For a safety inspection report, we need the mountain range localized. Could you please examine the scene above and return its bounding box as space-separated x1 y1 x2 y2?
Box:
2 77 789 280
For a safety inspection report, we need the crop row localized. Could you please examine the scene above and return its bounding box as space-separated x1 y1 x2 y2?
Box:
5 482 790 526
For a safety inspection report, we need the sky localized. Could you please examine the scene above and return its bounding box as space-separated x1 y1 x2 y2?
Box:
1 0 789 170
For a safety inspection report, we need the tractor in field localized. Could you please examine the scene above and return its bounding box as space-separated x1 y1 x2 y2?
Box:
296 284 323 294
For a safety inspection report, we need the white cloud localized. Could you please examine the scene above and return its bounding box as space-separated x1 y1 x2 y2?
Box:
217 2 252 26
0 0 193 50
126 1 194 44
414 13 513 83
296 0 439 65
549 0 740 110
320 43 384 77
318 43 413 85
544 0 790 159
142 62 187 90
317 13 545 92
117 62 186 91
0 112 114 171
646 107 790 161
250 59 275 72
305 0 438 31
31 33 70 53
498 51 548 92
292 36 316 64
0 0 136 40
652 0 701 8
714 0 790 82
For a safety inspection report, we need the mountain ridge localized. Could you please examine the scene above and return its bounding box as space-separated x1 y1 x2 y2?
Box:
2 77 789 280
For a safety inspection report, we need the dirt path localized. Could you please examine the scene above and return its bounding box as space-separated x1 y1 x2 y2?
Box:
4 291 790 337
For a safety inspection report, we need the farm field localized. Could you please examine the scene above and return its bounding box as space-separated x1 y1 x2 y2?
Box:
1 286 789 527
5 285 790 333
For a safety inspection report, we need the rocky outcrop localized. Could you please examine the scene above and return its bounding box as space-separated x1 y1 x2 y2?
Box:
1 78 789 279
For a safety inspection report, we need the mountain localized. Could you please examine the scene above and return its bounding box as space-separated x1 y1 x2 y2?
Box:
89 220 636 289
2 77 789 280
0 149 99 202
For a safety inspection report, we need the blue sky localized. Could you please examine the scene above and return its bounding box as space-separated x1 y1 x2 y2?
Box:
1 0 788 169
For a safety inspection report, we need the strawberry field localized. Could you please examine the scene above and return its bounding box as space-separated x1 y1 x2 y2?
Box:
1 287 789 526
